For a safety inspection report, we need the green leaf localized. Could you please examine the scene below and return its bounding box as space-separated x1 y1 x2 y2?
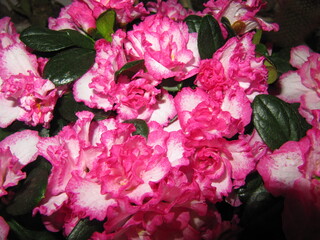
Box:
7 218 57 240
6 157 51 216
252 29 263 45
159 78 183 92
58 93 111 122
197 15 225 59
269 47 294 75
63 29 95 49
123 119 149 139
264 60 278 84
96 9 116 42
115 60 145 79
43 48 96 86
67 218 104 240
252 94 311 150
184 15 202 33
255 43 268 57
20 26 74 52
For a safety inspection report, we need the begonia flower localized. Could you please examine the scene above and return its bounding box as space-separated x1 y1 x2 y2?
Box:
0 17 61 128
124 14 200 81
203 0 279 35
277 45 320 125
0 130 39 197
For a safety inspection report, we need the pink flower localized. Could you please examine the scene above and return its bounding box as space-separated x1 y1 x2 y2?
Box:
49 0 148 31
257 128 320 239
124 14 199 81
147 0 192 21
73 30 127 111
174 87 249 140
212 32 268 101
0 18 61 128
0 130 39 197
0 216 9 240
277 45 320 125
203 0 279 35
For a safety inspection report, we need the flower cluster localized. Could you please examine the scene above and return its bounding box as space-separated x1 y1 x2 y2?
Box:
0 0 319 240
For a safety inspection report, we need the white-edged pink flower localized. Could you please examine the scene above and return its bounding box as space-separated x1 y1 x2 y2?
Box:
124 14 200 81
0 17 61 128
147 0 192 21
212 32 268 101
203 0 279 35
0 130 39 197
174 87 249 140
257 128 320 239
73 30 127 111
277 45 320 125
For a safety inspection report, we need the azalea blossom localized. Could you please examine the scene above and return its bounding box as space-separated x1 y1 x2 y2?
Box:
203 0 279 35
0 17 61 128
124 13 200 81
0 130 39 197
276 45 320 125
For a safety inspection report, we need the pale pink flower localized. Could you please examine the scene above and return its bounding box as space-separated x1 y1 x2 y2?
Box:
124 14 200 81
277 45 320 125
0 130 39 197
203 0 279 35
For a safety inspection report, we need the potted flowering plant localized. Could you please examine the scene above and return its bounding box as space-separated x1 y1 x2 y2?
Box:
0 0 319 239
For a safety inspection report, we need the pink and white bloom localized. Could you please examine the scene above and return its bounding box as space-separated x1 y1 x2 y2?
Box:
124 14 200 81
257 128 320 240
277 45 320 125
203 0 279 35
0 17 61 128
0 130 39 197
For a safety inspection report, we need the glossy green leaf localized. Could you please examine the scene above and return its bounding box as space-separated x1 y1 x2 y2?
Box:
115 60 145 79
6 157 51 216
184 15 202 33
197 15 225 59
252 29 263 45
63 29 95 49
123 119 149 139
43 47 96 86
252 94 311 150
96 9 116 42
7 218 57 240
20 26 74 52
159 78 183 92
67 218 104 240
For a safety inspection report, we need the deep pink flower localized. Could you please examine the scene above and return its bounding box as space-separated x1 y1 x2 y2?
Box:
124 14 199 81
0 216 9 240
